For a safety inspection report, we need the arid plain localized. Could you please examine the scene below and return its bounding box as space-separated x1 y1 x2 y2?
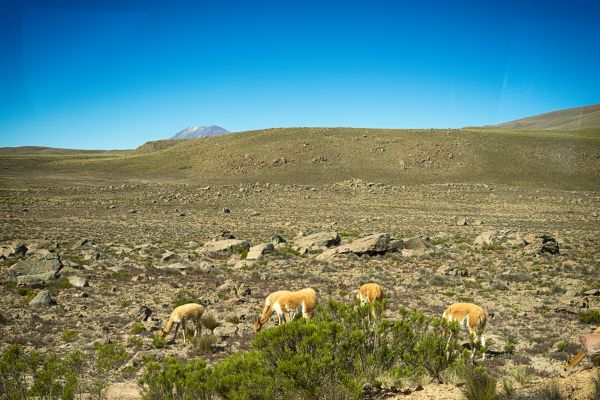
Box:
1 126 599 399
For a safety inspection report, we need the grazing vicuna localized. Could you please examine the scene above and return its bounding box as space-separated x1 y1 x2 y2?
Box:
158 303 204 343
443 303 488 361
253 288 317 332
357 283 384 319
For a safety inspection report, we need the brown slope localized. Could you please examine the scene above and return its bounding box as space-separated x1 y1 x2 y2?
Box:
490 103 600 130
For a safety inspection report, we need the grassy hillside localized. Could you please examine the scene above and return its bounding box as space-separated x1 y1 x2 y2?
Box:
0 146 126 155
2 127 598 190
489 103 600 130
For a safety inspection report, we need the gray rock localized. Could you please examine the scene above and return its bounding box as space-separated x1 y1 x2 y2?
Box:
17 271 58 287
202 239 250 253
7 254 63 278
316 233 391 260
403 237 434 250
523 234 560 255
29 290 56 306
293 231 340 254
213 322 239 340
246 243 275 260
68 275 89 288
583 289 600 296
474 231 500 247
271 234 286 245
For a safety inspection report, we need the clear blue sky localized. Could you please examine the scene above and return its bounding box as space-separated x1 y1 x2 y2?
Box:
1 0 599 149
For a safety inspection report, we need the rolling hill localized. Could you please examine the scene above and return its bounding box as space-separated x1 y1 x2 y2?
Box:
489 103 600 130
2 127 598 190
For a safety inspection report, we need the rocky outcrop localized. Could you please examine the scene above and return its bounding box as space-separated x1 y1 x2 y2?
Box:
201 239 250 253
293 231 340 254
29 290 56 306
523 234 560 255
246 243 274 260
316 233 392 260
8 254 63 287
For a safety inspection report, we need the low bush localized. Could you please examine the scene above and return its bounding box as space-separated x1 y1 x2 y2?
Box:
139 300 464 400
139 357 213 400
0 344 84 400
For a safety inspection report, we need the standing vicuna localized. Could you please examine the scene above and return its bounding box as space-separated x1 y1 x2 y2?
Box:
442 303 488 361
357 283 384 320
158 303 204 343
253 288 317 332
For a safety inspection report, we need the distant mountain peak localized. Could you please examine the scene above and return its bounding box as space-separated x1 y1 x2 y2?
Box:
171 125 230 139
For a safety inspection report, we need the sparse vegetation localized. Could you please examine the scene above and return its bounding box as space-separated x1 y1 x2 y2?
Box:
200 313 220 334
579 310 600 324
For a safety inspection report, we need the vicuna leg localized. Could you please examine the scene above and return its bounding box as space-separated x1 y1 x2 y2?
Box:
171 323 180 343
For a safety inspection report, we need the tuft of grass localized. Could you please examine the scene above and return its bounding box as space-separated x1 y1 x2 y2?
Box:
61 329 78 343
201 313 220 334
579 310 600 324
172 290 201 308
460 366 496 400
195 334 218 354
152 335 167 349
131 322 146 334
509 366 533 387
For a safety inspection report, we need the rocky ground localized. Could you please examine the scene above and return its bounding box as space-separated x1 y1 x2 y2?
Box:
1 179 599 399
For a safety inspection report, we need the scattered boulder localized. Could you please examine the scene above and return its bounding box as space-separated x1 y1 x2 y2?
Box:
213 322 239 340
271 234 286 245
0 243 28 258
68 275 89 288
202 239 250 253
401 237 437 257
474 231 501 247
523 234 560 255
154 262 191 275
161 250 176 262
137 305 153 321
17 271 58 288
246 243 274 260
292 231 340 254
455 217 469 226
29 290 56 306
403 237 434 250
7 253 62 278
218 280 252 297
316 233 391 260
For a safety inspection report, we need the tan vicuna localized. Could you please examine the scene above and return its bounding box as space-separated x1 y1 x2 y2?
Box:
443 303 488 361
253 288 317 332
565 326 600 370
158 303 204 343
357 283 384 319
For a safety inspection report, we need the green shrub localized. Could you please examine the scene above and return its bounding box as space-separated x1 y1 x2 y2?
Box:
61 329 78 343
139 357 213 400
153 335 167 349
460 366 496 400
210 351 280 400
252 319 361 399
29 352 84 400
0 344 35 399
0 345 84 400
131 322 146 334
578 310 600 324
94 342 129 373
